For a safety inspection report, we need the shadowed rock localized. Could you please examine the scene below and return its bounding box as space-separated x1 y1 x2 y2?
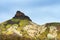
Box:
14 11 25 17
13 11 32 21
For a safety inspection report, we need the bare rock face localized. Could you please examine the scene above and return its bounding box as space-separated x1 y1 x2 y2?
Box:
13 11 32 21
14 11 25 17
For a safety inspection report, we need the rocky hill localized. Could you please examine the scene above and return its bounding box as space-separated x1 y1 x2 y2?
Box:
0 11 60 40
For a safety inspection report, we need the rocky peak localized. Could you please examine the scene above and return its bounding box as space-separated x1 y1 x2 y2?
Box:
15 11 25 17
13 11 32 21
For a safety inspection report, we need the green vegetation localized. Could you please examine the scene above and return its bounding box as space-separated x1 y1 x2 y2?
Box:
6 24 11 29
0 17 60 40
46 22 60 27
11 18 20 23
19 19 30 27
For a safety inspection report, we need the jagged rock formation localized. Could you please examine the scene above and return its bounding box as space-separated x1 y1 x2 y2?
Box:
13 11 32 21
4 11 32 26
0 11 60 40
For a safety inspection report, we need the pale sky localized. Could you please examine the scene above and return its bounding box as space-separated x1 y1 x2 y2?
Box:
0 0 60 24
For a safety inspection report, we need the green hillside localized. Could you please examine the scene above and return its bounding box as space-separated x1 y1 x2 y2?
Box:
0 11 60 40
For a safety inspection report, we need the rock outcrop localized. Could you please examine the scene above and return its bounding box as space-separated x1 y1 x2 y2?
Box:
0 11 60 40
13 11 32 21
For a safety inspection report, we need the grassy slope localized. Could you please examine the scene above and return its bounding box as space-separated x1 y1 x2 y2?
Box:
0 18 60 40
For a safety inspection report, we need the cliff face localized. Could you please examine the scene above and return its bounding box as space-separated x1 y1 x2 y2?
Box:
13 11 32 21
0 11 60 40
